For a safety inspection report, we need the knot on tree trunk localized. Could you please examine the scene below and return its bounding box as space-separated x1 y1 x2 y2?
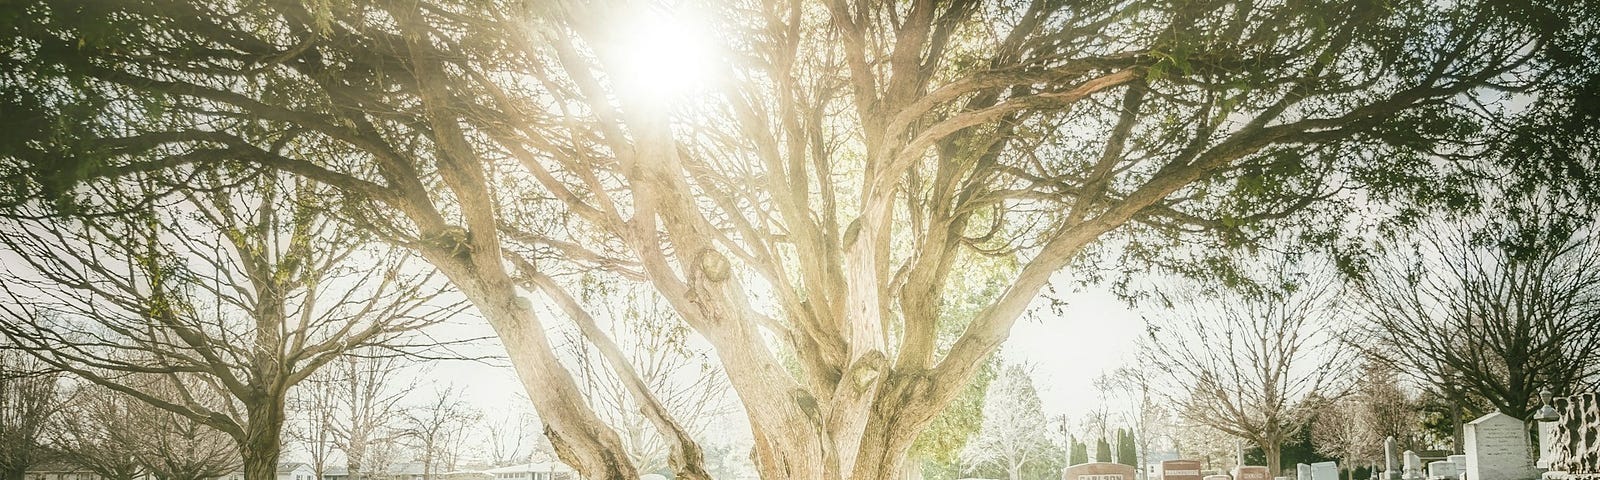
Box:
695 248 731 282
848 350 888 392
423 226 473 259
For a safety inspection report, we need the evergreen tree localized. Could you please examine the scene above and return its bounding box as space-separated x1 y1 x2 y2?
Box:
1095 437 1112 463
1070 436 1088 465
1117 429 1137 466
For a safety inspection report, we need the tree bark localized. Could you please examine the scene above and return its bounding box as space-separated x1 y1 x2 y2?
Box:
1263 440 1282 477
429 253 637 480
242 400 287 480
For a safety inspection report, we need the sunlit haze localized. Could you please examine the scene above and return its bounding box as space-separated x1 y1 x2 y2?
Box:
608 9 719 104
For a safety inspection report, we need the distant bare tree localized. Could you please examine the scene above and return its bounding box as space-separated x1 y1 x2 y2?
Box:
548 282 731 474
318 351 413 480
1353 210 1600 421
1311 396 1371 480
1144 255 1352 475
52 375 236 480
959 362 1053 480
0 172 460 480
51 385 148 480
1108 360 1171 477
289 377 339 480
125 377 239 480
0 349 61 480
403 388 481 480
482 403 540 467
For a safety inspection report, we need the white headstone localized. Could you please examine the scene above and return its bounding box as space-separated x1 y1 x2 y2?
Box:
1537 420 1558 469
1385 437 1401 480
1403 451 1423 480
1311 461 1338 480
1426 460 1458 480
1448 454 1466 471
1203 476 1231 480
1463 411 1539 480
1297 463 1312 480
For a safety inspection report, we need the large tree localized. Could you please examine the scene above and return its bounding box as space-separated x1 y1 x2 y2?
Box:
1143 255 1351 475
0 173 458 480
2 0 1594 478
1352 207 1600 421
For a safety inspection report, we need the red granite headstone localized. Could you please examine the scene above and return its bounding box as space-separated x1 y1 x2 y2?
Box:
1160 460 1204 480
1061 462 1138 480
1234 466 1270 480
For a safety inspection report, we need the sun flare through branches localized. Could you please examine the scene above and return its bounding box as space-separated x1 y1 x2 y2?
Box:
605 9 719 107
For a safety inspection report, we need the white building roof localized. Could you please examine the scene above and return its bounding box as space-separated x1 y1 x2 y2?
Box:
482 463 576 475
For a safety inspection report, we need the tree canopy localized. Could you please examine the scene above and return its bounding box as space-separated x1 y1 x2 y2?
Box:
2 0 1598 479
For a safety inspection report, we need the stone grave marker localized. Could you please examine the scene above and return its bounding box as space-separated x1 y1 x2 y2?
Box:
1537 420 1558 469
1235 465 1270 480
1310 461 1337 480
1425 460 1457 480
1062 462 1137 480
1446 455 1465 474
1296 463 1311 480
1203 476 1231 480
1384 437 1401 480
1463 411 1538 480
1402 451 1422 480
1161 460 1204 480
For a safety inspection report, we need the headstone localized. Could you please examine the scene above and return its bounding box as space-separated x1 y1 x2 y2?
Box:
1162 460 1204 480
1311 461 1337 480
1403 451 1423 480
1426 461 1458 480
1297 463 1312 480
1538 420 1559 469
1061 462 1137 480
1447 455 1466 473
1384 437 1401 480
1464 411 1539 480
1203 476 1231 480
1235 466 1271 480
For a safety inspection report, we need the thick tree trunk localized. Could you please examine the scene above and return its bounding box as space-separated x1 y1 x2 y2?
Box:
242 401 286 480
1263 441 1282 477
2 466 25 480
430 255 637 480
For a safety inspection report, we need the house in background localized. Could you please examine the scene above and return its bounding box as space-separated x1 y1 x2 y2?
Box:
24 462 97 480
317 462 465 480
278 463 317 480
483 463 577 480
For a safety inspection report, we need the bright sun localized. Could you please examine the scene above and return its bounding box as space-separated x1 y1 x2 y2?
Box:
608 10 719 105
